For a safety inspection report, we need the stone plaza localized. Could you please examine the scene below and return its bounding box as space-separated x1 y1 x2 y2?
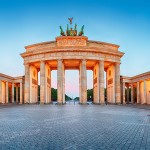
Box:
0 103 150 150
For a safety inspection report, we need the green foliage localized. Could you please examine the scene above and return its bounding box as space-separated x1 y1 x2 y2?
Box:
38 86 71 101
87 88 93 101
51 88 57 101
74 97 79 100
65 95 72 101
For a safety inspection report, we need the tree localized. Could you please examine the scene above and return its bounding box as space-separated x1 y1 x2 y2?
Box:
38 86 71 101
51 88 57 101
74 97 79 101
87 89 93 101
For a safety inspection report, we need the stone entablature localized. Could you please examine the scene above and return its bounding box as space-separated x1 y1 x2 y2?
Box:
23 37 121 54
121 71 150 83
21 37 124 65
23 52 121 65
56 36 88 47
0 73 24 83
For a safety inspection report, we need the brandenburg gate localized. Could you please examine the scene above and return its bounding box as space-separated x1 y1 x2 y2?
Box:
20 20 124 104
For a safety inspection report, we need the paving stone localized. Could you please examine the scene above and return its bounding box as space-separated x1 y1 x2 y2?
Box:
0 104 150 150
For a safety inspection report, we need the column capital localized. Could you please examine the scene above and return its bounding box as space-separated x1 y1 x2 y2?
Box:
99 60 104 66
99 59 104 62
57 59 63 62
40 60 45 64
81 59 87 62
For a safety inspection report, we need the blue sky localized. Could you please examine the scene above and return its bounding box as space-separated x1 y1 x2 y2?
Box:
0 0 150 97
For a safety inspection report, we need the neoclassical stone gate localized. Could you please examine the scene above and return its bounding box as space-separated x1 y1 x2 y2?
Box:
20 35 124 104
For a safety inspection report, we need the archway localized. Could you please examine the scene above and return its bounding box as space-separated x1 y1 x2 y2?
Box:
65 70 79 103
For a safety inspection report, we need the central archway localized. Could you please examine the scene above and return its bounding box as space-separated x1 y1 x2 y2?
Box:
65 70 79 102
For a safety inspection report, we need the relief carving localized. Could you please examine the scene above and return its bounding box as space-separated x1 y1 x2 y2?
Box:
56 37 87 46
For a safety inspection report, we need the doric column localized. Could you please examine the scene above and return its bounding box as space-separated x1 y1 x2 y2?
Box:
99 60 104 104
115 62 121 104
20 82 23 104
93 63 99 104
40 61 45 104
49 68 52 103
16 85 18 103
80 59 87 104
131 84 134 104
57 59 64 104
137 82 140 104
24 64 30 103
12 83 14 103
127 85 129 103
79 69 81 103
123 82 126 104
144 80 147 104
6 82 8 103
0 80 2 103
45 64 52 104
63 64 65 104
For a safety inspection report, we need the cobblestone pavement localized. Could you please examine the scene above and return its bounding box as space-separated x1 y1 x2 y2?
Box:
0 103 150 150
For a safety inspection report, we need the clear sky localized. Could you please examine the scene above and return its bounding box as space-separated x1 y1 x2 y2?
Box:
0 0 150 98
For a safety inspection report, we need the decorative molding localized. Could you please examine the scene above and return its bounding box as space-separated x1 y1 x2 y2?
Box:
56 36 88 47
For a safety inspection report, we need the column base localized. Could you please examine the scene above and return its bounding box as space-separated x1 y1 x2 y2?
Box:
0 103 6 105
24 102 30 104
93 102 100 105
56 102 66 105
93 102 105 105
115 102 121 105
79 102 88 105
44 102 53 105
40 102 45 104
101 102 106 105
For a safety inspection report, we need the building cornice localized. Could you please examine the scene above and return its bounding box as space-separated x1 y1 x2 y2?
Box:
21 47 124 58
